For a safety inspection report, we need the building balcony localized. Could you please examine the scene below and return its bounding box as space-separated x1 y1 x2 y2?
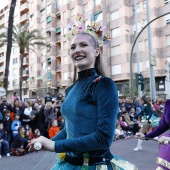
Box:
56 21 61 27
0 18 5 26
23 70 29 77
0 66 4 73
56 65 61 72
0 56 4 64
56 50 61 57
47 36 51 43
20 2 29 13
22 82 29 88
0 46 4 53
56 80 62 87
23 58 29 66
20 13 29 24
0 28 5 34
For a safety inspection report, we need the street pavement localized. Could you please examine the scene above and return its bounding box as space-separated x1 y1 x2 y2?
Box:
0 138 158 170
110 138 158 170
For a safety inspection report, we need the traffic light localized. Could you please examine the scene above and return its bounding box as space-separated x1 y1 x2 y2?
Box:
135 73 145 91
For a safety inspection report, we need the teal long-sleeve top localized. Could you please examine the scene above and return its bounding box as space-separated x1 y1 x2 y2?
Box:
134 104 153 121
52 68 118 157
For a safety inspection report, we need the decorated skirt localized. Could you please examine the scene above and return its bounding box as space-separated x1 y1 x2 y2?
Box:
50 154 138 170
156 133 170 170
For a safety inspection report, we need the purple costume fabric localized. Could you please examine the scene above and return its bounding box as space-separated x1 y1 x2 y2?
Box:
146 100 170 170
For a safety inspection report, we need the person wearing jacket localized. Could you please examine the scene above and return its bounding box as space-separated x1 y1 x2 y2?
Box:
11 126 29 156
44 102 55 131
48 120 60 139
3 110 12 145
0 122 10 158
11 113 22 137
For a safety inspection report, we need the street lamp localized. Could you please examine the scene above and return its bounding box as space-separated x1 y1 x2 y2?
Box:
129 11 170 99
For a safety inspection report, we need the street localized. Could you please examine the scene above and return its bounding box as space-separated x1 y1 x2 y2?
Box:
0 138 158 170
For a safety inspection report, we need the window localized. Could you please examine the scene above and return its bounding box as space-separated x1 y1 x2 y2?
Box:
134 62 143 73
63 28 67 34
111 27 120 38
111 45 120 56
57 0 61 7
13 58 18 64
110 0 117 3
63 11 67 19
13 79 17 86
143 0 146 8
63 41 67 50
63 0 67 4
47 4 51 14
70 8 75 17
132 3 140 13
63 72 68 80
63 56 68 64
30 65 34 72
165 14 170 24
166 35 170 45
95 12 102 22
110 10 119 21
145 39 148 47
41 62 46 69
24 89 27 95
165 0 170 4
112 65 121 75
46 16 51 24
95 0 102 6
133 22 141 33
83 3 88 12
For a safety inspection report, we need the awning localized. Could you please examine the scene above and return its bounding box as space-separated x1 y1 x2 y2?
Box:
56 27 61 34
37 76 43 80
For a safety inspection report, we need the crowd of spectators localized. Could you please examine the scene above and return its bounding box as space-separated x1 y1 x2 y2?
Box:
0 92 65 158
0 91 166 158
115 96 165 140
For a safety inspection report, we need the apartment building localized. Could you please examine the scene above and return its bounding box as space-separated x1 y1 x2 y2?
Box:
0 0 170 100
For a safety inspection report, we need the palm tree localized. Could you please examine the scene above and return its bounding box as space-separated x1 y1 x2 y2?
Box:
0 23 46 100
3 0 16 93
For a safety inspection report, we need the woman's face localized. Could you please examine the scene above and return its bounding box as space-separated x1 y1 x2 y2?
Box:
140 99 144 104
15 100 19 106
70 34 99 71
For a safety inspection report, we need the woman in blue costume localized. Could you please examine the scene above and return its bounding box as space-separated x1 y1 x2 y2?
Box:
29 32 137 170
133 96 153 151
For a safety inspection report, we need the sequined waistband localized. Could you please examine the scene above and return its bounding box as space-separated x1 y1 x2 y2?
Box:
156 157 170 170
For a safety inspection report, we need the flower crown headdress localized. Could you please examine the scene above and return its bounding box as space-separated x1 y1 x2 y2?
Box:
63 8 111 45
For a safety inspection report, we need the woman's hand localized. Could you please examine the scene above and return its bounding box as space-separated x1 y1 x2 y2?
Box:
134 132 145 139
28 136 55 152
158 136 170 145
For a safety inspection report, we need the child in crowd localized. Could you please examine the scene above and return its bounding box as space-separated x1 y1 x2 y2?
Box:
57 116 65 130
11 113 22 137
11 126 29 156
25 126 34 140
115 124 131 140
135 107 141 117
3 110 12 144
34 129 41 138
0 122 10 158
48 120 60 139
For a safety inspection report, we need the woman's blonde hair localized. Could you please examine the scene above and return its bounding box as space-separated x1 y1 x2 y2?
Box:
45 102 53 109
26 99 32 107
